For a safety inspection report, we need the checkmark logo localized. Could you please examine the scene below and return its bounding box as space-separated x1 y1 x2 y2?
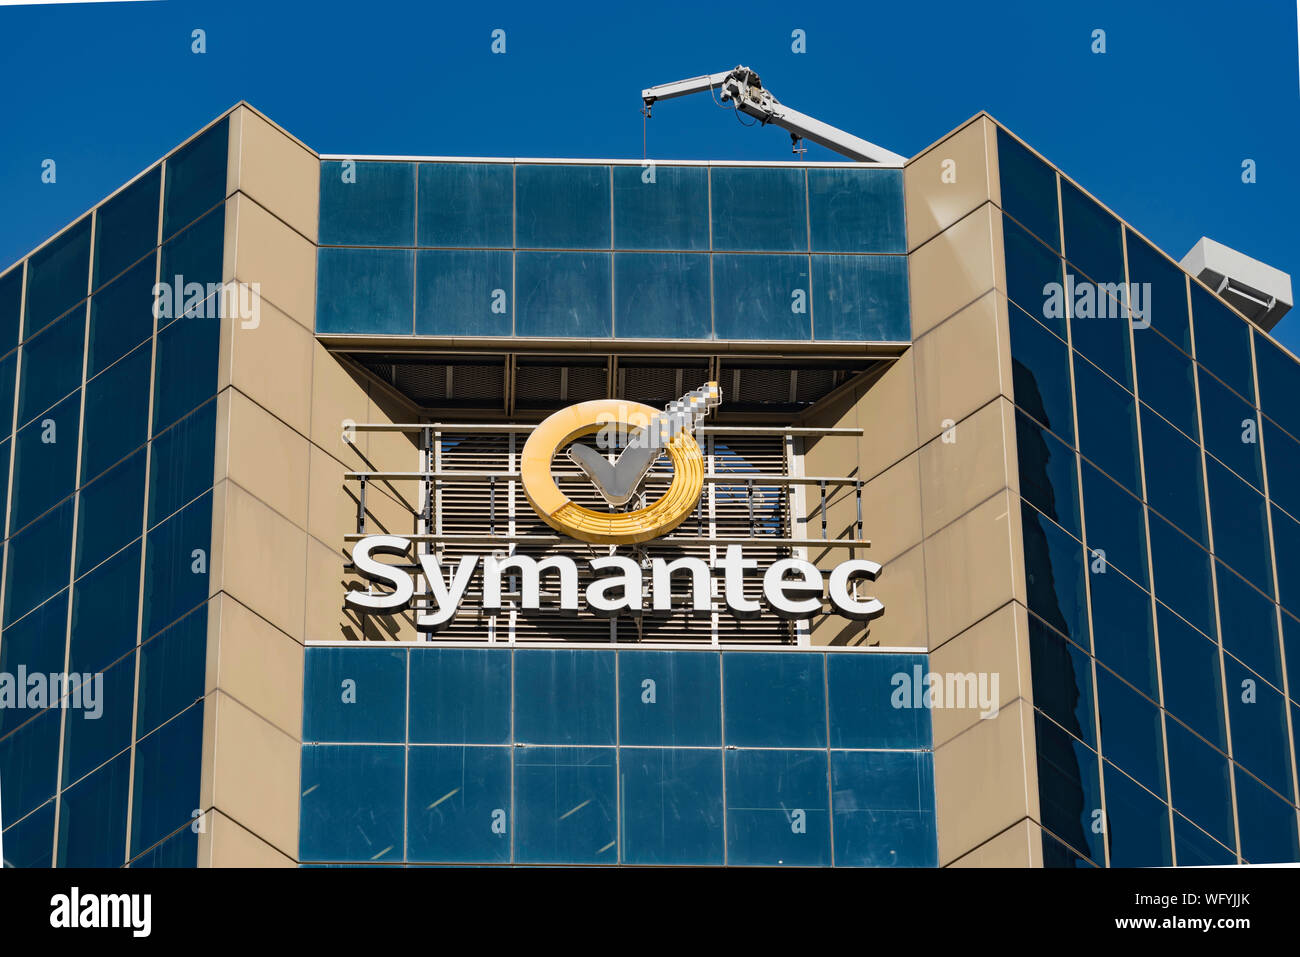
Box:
567 430 664 507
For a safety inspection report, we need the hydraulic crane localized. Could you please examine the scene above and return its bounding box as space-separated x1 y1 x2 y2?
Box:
641 65 906 165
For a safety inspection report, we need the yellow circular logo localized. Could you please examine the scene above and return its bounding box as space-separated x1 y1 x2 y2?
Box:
520 384 719 544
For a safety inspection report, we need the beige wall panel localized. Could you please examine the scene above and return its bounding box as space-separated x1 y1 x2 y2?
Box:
908 204 1005 338
923 488 1024 649
200 809 297 868
205 593 304 739
224 390 310 530
918 397 1017 538
928 600 1032 748
227 193 316 330
215 480 308 641
905 116 1000 251
225 299 314 437
913 291 1012 445
810 541 927 649
933 698 1038 865
310 344 372 463
230 106 320 243
857 453 922 564
947 818 1043 868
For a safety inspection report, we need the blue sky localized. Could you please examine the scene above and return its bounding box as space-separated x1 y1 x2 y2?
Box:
2 0 1298 349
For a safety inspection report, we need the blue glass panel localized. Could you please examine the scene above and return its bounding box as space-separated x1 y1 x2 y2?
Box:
61 651 133 787
1173 811 1236 865
1255 331 1300 441
3 500 73 627
157 206 224 319
1191 286 1254 403
1217 563 1282 690
1286 612 1300 710
516 165 610 249
1165 718 1234 849
129 822 197 867
0 265 22 353
11 389 79 532
407 745 511 863
1149 511 1216 638
1070 294 1132 392
88 254 155 380
1081 460 1147 587
81 340 151 485
514 251 611 337
712 254 810 341
1 800 54 867
408 647 511 745
1004 215 1065 338
162 118 227 240
1223 656 1291 799
722 651 826 748
612 165 709 251
831 750 936 867
514 745 617 864
1073 354 1139 494
1090 567 1156 700
76 448 145 578
0 591 69 738
617 650 720 747
0 349 15 437
1028 615 1096 747
828 653 930 749
303 647 407 744
1008 304 1074 444
415 249 512 336
57 750 130 868
711 167 806 252
1199 370 1262 490
613 252 710 339
319 161 415 246
1235 769 1300 864
725 748 830 866
1016 408 1080 539
1034 711 1104 863
315 247 415 336
1274 505 1300 619
1103 762 1172 867
130 703 203 858
619 747 724 865
1096 665 1165 797
1141 406 1207 546
298 744 404 862
1042 828 1097 867
70 540 140 676
1061 181 1124 287
808 168 904 253
1157 603 1226 749
93 166 160 289
417 162 513 248
136 607 206 739
24 217 90 336
141 491 211 639
811 254 909 341
1205 456 1272 595
1264 417 1300 522
1133 327 1198 440
1125 230 1190 351
514 649 615 745
151 315 219 434
19 306 84 426
997 128 1060 251
148 399 217 526
1022 502 1089 646
0 708 60 827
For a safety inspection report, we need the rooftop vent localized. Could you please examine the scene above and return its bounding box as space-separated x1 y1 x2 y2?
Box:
1179 237 1293 331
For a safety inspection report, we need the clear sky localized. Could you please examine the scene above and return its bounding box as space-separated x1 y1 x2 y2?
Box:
2 0 1298 349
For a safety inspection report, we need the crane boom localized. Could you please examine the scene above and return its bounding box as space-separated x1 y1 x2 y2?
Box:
641 65 906 166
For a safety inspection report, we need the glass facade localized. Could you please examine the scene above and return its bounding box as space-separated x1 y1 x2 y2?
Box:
299 646 937 866
0 117 227 868
315 162 910 342
1000 127 1300 866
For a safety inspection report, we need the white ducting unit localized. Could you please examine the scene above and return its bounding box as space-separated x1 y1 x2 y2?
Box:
1180 237 1293 331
